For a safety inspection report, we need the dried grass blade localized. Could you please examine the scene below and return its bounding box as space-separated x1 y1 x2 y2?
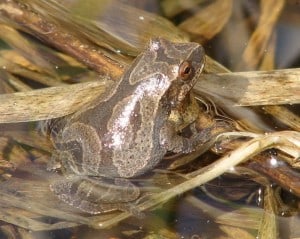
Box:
257 187 278 239
179 0 233 39
0 50 63 87
161 0 204 18
195 68 300 106
0 80 111 123
0 69 32 92
242 0 285 69
67 0 189 53
263 105 300 131
0 24 56 75
0 0 124 79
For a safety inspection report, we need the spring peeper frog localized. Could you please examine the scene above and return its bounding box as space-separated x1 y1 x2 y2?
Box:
47 38 205 214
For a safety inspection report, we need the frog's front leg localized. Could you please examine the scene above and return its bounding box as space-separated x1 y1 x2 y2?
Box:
161 121 213 154
50 176 140 214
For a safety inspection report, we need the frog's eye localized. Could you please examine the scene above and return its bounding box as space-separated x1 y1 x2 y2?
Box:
179 61 193 80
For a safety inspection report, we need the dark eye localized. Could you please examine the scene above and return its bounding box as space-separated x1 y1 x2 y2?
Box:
179 61 193 80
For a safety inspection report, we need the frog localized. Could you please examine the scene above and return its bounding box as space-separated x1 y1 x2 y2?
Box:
47 38 206 214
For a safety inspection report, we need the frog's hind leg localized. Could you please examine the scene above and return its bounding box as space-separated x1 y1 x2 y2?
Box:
50 176 140 215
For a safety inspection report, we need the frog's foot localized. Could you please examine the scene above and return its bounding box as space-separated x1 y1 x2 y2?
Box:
50 176 141 215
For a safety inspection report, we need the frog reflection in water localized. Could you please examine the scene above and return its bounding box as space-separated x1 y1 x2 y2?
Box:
47 38 206 214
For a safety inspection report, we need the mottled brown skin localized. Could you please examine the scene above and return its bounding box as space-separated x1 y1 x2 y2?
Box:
48 38 205 214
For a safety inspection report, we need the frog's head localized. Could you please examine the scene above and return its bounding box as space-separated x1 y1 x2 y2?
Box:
127 38 205 109
148 38 205 109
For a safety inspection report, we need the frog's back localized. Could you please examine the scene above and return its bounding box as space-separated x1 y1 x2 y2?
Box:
60 39 176 178
49 37 205 179
67 72 169 178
